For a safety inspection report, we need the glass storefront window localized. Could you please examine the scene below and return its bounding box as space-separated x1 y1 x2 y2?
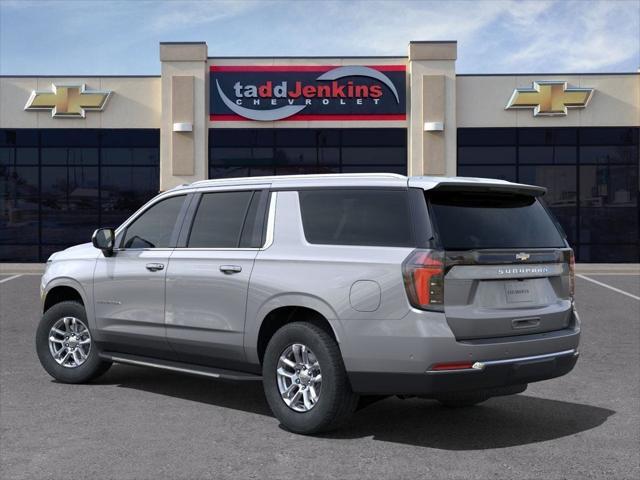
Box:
518 146 577 164
457 165 516 182
457 127 639 262
209 128 407 179
0 129 160 262
0 165 39 245
579 146 638 164
458 146 516 164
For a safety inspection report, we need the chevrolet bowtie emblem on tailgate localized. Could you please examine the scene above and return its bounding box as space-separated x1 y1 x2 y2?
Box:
505 80 593 116
24 84 111 118
516 252 531 261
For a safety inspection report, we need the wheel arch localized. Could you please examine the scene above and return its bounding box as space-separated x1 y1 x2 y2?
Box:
254 302 343 365
43 280 87 313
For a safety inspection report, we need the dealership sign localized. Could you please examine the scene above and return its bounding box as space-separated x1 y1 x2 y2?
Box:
210 65 406 121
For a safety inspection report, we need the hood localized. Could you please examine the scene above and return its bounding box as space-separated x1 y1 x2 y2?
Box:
48 242 100 262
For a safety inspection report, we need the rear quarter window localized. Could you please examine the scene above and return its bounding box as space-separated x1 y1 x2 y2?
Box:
298 189 413 247
427 190 566 250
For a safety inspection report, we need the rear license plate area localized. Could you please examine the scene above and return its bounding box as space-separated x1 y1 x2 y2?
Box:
504 280 534 303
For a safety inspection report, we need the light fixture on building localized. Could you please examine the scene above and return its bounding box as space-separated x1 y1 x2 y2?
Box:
424 121 444 131
173 122 193 132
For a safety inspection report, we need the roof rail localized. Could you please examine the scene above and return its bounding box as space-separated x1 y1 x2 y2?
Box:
189 172 407 187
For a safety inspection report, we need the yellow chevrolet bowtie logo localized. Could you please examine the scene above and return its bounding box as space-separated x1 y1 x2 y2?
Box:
24 84 111 118
506 80 594 116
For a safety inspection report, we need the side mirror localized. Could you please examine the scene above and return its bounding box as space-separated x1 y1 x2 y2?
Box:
92 228 115 257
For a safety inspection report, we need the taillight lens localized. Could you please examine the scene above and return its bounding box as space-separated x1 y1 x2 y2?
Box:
402 249 445 311
569 249 576 300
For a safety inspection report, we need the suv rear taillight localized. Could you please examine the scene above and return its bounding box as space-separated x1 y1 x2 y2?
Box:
402 249 445 311
569 249 576 300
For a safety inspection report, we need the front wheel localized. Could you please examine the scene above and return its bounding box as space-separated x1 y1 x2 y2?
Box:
262 322 358 434
36 301 111 383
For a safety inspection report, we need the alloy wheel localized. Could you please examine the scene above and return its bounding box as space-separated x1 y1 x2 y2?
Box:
276 343 322 412
48 317 92 368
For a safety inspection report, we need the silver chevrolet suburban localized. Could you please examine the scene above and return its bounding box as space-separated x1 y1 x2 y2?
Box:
36 173 580 434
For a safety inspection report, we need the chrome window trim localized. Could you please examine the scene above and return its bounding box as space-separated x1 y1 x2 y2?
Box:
112 185 276 252
171 248 261 252
170 190 276 252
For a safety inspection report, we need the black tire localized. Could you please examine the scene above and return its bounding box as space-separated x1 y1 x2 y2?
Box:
36 301 111 383
262 322 359 434
436 391 491 408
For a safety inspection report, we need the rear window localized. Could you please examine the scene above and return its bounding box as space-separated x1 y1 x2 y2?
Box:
298 189 413 247
427 191 566 250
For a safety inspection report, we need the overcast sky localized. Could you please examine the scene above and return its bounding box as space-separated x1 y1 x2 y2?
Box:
0 0 638 75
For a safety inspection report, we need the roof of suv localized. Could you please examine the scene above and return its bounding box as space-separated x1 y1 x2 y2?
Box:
174 173 545 195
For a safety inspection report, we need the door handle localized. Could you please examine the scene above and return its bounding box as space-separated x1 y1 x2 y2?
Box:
145 263 165 272
219 265 242 274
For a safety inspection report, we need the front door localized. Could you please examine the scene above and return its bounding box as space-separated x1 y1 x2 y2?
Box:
93 194 187 359
165 189 268 369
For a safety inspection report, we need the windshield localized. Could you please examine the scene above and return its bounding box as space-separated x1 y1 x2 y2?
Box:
427 190 566 250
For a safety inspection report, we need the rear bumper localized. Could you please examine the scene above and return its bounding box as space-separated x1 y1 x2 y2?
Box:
348 348 579 395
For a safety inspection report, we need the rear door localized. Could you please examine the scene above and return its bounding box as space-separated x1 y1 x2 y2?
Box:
426 188 573 340
164 188 269 368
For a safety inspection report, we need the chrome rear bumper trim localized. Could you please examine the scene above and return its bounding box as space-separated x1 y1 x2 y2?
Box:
427 349 578 375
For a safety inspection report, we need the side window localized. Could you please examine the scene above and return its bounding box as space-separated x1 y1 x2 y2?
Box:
298 189 413 247
188 191 254 248
239 191 269 248
121 195 185 249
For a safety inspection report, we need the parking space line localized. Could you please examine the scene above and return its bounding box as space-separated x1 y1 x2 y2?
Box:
577 274 640 301
580 273 640 276
0 274 23 284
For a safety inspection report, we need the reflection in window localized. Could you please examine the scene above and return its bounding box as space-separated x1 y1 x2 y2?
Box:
188 191 254 248
519 166 577 243
457 127 639 262
41 166 99 245
121 195 184 249
579 146 638 164
458 166 516 182
458 146 516 165
209 129 407 179
0 165 39 244
0 129 160 261
519 146 576 164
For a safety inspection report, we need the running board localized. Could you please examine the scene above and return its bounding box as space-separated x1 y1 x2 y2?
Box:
99 352 262 381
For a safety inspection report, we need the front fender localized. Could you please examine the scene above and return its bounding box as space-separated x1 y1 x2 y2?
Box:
41 260 96 328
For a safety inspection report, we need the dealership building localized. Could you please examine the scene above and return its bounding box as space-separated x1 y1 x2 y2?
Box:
0 41 638 262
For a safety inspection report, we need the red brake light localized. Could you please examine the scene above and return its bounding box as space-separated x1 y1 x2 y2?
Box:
402 249 445 311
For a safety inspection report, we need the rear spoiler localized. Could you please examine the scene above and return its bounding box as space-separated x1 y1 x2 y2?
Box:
408 177 547 196
422 181 546 197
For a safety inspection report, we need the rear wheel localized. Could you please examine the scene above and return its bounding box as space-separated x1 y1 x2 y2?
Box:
262 322 358 434
36 301 111 383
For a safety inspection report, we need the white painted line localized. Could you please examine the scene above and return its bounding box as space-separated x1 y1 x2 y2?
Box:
576 274 640 301
0 274 23 284
0 272 42 276
581 273 640 276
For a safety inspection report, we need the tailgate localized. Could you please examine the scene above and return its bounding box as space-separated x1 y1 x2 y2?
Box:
443 250 572 340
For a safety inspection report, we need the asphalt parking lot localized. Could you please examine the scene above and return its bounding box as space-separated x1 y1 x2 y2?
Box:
1 270 639 479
